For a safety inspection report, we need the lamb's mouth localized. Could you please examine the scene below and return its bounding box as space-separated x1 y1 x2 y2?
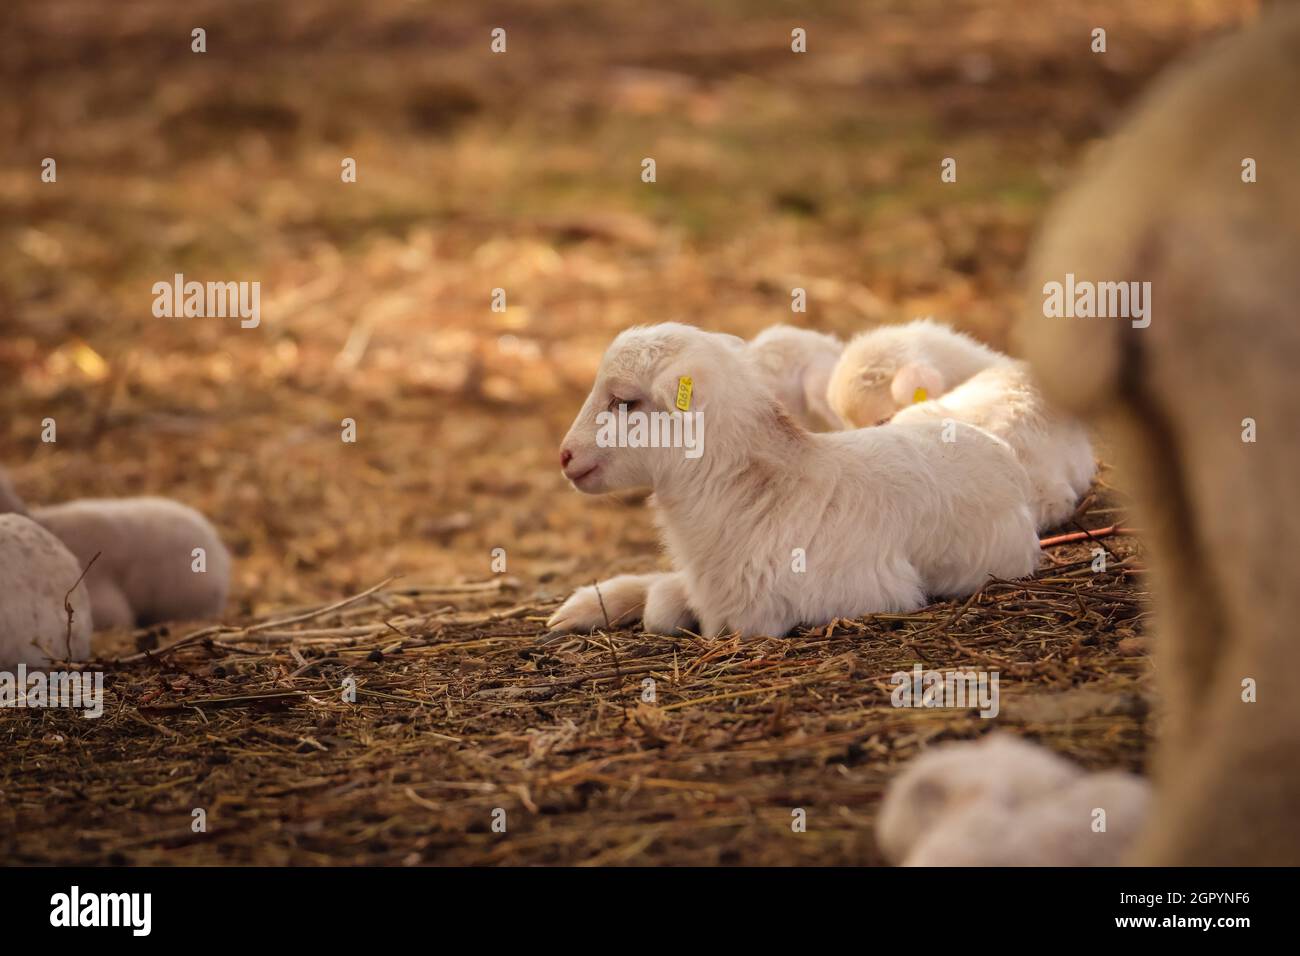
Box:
567 464 600 487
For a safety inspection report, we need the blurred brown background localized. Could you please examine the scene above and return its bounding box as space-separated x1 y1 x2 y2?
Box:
0 0 1259 616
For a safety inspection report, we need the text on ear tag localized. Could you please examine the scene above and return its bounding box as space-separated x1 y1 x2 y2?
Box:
912 387 928 404
676 376 693 411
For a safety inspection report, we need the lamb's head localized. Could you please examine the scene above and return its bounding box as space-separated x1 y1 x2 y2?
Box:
558 323 755 494
827 331 946 429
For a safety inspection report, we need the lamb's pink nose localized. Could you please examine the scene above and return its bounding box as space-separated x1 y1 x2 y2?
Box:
560 448 573 468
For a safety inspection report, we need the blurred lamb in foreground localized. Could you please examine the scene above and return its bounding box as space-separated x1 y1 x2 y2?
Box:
884 6 1300 865
0 513 93 667
828 319 1095 530
877 734 1148 866
550 323 1039 638
1017 5 1300 866
0 473 231 630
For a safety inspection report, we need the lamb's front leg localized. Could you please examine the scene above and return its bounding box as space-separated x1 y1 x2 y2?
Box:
643 571 698 635
547 572 665 634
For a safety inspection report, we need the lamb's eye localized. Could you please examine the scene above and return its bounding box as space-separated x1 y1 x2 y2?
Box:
609 396 639 411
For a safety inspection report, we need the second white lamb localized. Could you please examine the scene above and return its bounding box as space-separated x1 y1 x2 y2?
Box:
826 318 1095 530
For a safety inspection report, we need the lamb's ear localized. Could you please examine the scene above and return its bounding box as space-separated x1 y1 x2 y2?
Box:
650 366 697 413
890 363 945 407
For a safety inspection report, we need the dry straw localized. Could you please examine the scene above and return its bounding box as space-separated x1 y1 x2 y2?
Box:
0 506 1149 866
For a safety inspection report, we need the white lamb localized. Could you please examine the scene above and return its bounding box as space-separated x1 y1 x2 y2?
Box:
0 513 94 666
547 324 844 633
1 474 232 630
826 318 1095 530
30 498 232 630
746 325 843 432
549 323 1040 638
877 734 1149 866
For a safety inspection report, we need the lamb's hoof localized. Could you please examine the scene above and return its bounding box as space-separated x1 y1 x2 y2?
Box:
546 587 609 634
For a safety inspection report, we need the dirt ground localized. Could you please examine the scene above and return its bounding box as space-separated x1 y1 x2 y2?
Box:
0 0 1257 864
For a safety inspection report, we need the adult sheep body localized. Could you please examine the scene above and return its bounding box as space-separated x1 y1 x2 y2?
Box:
552 323 1040 638
878 5 1300 866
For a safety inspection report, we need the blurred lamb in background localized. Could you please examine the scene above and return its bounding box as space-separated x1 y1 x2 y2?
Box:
33 498 231 631
0 470 231 631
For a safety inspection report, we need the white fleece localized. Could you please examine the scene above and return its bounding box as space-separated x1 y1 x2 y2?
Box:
0 513 94 666
877 734 1149 866
746 325 844 432
32 497 231 630
828 319 1095 530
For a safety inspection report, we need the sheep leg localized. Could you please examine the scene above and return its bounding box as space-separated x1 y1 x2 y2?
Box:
546 572 665 634
87 578 134 631
1034 481 1082 532
642 572 697 635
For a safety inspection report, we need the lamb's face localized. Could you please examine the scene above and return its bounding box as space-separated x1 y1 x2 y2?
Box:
558 324 742 494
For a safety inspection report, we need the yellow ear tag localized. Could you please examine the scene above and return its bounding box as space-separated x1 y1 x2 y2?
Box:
912 387 928 404
675 376 693 411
